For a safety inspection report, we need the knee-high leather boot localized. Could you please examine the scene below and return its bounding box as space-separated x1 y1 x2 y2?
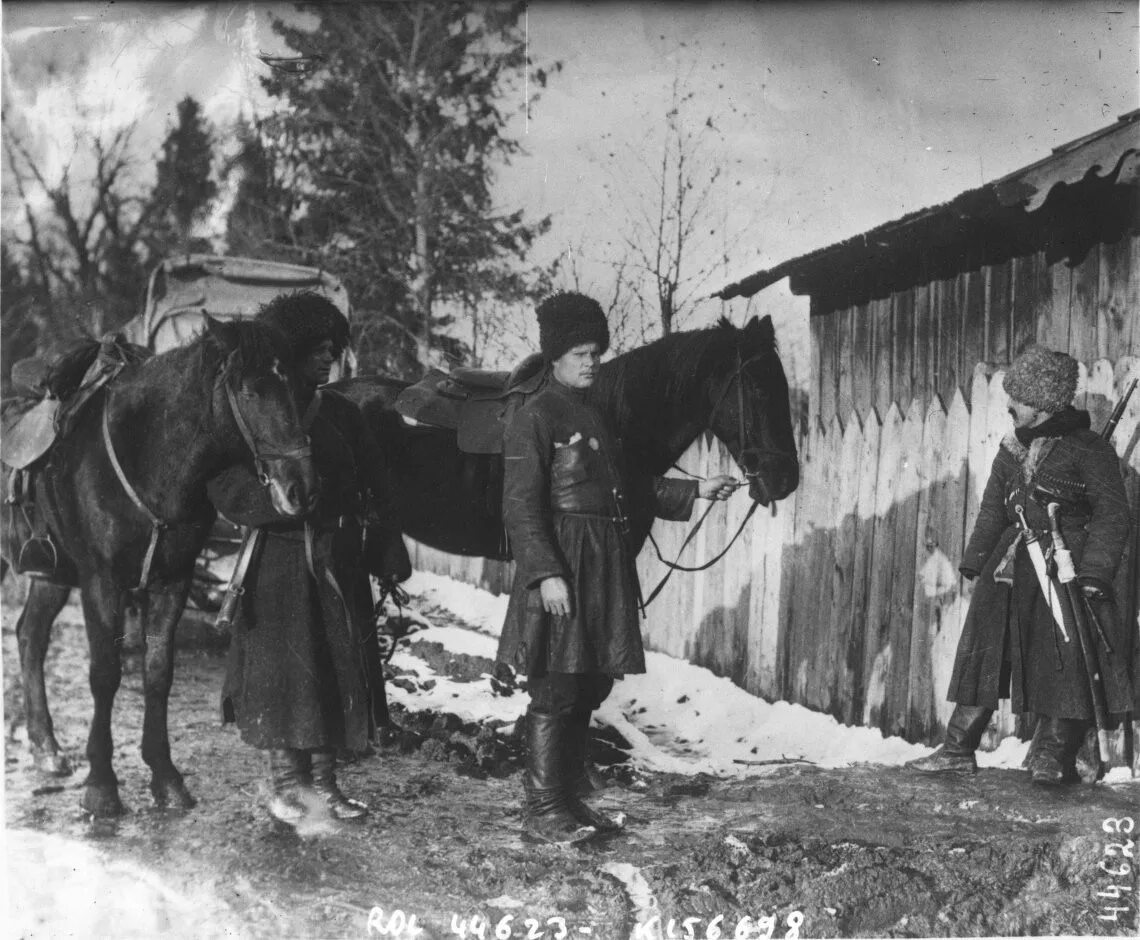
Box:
266 748 314 824
311 750 369 820
906 705 993 774
1028 716 1088 785
567 711 609 796
564 712 621 832
523 710 595 844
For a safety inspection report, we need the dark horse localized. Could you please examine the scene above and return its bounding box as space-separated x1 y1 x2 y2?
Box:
1 317 318 817
338 315 799 560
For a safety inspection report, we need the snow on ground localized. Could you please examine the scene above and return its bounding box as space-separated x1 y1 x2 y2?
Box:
403 570 509 638
4 829 245 939
396 572 1118 779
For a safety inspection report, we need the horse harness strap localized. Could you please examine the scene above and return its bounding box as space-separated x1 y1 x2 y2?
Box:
101 397 166 591
102 379 318 592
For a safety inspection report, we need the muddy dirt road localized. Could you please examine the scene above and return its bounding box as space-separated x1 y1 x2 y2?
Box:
3 590 1138 939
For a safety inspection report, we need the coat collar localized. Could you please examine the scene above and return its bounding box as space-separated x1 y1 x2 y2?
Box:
1000 407 1089 483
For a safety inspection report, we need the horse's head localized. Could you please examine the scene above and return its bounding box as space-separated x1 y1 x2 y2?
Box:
706 315 800 506
204 315 318 517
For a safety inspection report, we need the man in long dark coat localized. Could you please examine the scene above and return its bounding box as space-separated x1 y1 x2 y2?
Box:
497 292 738 842
208 292 411 825
909 345 1132 784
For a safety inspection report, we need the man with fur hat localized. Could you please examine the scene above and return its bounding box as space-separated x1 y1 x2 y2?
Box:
908 345 1132 784
207 291 411 826
497 292 739 843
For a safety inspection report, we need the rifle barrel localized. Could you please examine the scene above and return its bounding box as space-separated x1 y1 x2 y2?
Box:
1101 377 1137 441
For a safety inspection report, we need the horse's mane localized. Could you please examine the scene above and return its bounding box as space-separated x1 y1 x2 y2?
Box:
590 318 775 432
201 319 284 382
118 319 289 419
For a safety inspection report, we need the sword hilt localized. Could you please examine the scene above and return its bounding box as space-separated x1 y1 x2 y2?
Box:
1014 504 1038 541
1045 502 1077 583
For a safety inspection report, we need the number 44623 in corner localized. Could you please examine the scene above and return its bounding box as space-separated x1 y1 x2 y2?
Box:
1098 817 1135 925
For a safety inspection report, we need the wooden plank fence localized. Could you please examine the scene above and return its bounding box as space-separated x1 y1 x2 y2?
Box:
408 356 1140 751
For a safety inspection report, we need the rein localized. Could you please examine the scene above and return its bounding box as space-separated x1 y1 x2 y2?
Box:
641 344 784 608
101 368 312 590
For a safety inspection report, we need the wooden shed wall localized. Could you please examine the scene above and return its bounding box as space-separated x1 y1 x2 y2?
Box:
811 235 1138 426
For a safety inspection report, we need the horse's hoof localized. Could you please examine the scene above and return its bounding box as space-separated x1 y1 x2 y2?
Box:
32 747 72 777
151 777 197 810
81 785 125 818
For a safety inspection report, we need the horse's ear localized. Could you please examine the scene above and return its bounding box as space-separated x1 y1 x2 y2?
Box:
745 315 776 344
203 314 238 353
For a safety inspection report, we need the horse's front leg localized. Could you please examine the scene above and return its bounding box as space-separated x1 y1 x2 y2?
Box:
16 578 74 776
139 583 196 809
77 575 127 816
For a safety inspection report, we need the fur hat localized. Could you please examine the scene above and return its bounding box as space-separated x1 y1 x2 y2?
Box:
537 292 609 362
255 290 349 362
1002 345 1079 412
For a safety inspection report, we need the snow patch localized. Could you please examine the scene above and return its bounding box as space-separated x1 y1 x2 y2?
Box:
403 570 509 637
406 574 1140 784
600 862 662 938
399 577 938 776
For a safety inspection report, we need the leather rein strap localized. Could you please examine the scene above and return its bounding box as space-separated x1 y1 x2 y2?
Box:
643 498 761 607
101 400 166 591
101 376 314 591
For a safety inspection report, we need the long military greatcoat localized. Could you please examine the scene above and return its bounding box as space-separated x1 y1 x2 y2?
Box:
947 409 1132 719
496 379 696 678
207 388 410 752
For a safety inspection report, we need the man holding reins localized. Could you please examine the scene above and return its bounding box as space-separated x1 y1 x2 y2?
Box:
496 292 740 843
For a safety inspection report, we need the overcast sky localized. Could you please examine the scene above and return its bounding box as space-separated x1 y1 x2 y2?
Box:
3 2 1136 374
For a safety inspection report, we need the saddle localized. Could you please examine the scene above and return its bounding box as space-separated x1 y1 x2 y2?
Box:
3 336 149 579
394 353 547 454
2 335 151 472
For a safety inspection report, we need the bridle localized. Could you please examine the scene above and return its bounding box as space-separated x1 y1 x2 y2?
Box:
706 345 796 500
222 380 314 487
642 343 794 608
102 360 311 590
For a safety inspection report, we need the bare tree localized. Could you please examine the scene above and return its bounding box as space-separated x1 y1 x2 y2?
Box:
583 64 770 340
613 76 729 336
1 112 158 346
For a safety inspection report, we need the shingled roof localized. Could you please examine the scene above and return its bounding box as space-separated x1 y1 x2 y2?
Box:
716 110 1140 314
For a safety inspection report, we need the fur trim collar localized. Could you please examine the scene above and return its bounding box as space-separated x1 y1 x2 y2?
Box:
1000 432 1058 483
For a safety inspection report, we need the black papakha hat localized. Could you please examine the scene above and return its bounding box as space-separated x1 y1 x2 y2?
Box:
1002 344 1079 413
254 290 350 362
537 291 610 362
